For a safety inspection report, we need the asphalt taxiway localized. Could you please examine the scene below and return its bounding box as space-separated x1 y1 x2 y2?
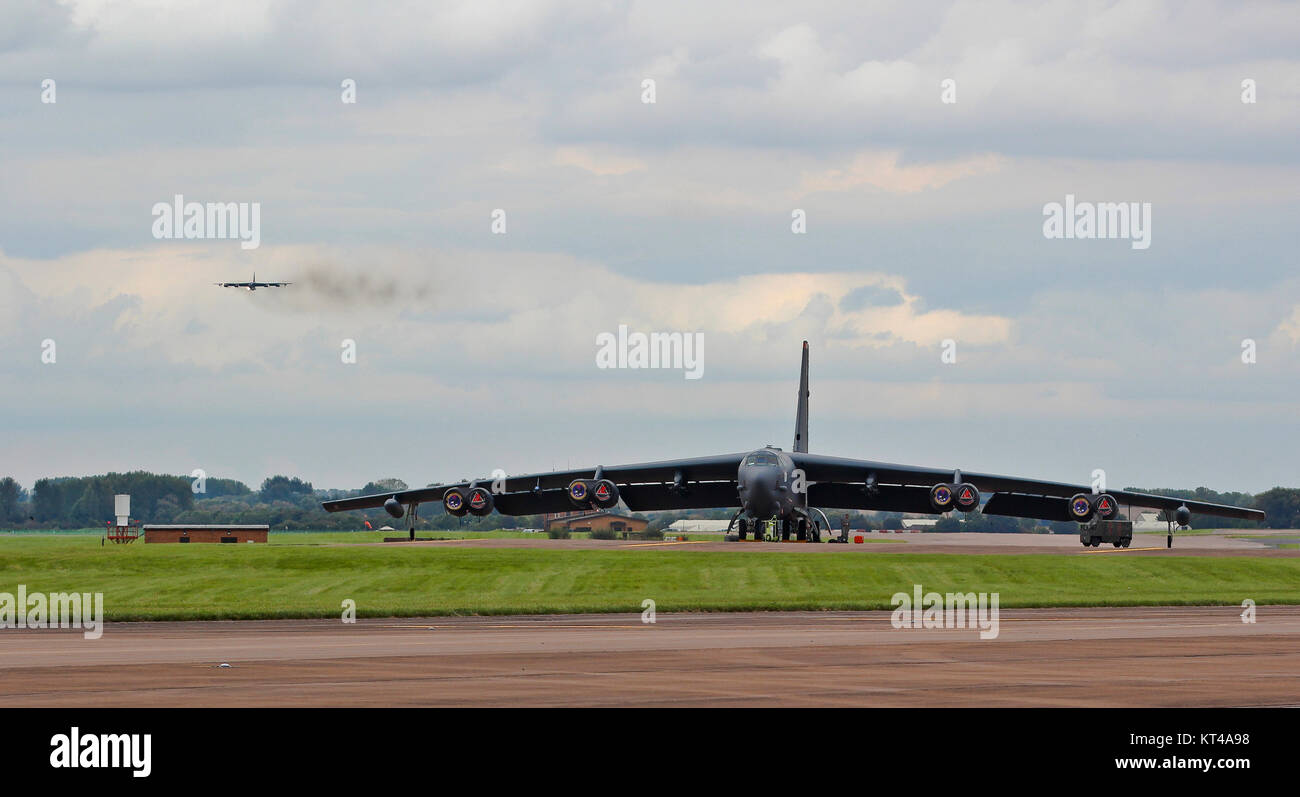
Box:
3 606 1297 707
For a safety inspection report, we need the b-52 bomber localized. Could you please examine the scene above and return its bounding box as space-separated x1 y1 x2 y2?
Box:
214 272 291 291
323 342 1264 542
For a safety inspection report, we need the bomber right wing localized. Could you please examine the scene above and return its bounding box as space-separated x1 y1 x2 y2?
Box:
795 453 1264 523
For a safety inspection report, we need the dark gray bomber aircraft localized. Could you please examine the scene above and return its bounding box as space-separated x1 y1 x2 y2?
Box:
214 272 291 291
323 342 1264 541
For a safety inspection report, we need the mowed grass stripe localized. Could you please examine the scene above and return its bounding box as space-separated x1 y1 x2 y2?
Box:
1 538 1298 620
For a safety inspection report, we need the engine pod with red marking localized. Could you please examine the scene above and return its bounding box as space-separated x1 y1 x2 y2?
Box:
590 479 619 509
443 487 468 517
1068 493 1094 522
567 479 591 507
954 482 980 512
929 483 956 512
1091 493 1119 521
466 486 494 517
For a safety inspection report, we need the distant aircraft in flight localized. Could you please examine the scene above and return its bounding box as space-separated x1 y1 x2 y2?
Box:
324 342 1265 541
215 272 291 291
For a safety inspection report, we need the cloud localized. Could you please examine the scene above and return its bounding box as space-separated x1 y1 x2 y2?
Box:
799 150 1005 195
1274 307 1300 346
553 146 647 176
2 2 1298 492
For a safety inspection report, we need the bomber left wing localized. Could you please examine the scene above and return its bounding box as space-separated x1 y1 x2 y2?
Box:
321 453 747 517
794 453 1263 523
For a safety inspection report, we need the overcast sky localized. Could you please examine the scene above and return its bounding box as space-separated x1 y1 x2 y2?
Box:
2 0 1298 493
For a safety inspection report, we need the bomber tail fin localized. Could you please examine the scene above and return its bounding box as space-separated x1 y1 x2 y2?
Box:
793 341 809 453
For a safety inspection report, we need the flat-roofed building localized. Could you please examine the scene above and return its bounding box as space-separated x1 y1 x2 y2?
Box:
668 519 731 533
143 524 269 543
545 511 647 535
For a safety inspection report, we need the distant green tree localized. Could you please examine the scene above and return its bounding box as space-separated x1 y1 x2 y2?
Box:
197 478 252 498
32 479 67 522
153 494 182 523
1253 488 1300 529
67 481 107 524
260 475 314 503
361 478 408 494
106 472 192 520
0 477 20 523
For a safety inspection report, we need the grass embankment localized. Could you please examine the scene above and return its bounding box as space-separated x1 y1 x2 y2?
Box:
1 535 1297 620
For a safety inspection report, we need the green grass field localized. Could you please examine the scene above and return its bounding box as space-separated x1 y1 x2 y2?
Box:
1 533 1298 620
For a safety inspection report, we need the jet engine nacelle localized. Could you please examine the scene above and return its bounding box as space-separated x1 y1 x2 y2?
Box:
954 483 980 512
466 487 494 517
1068 493 1095 522
591 480 619 509
1175 505 1191 527
929 483 957 513
383 497 405 519
1091 493 1119 521
443 488 469 517
567 479 592 508
566 479 620 509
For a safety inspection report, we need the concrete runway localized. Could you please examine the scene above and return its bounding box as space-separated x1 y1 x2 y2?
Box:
3 606 1298 707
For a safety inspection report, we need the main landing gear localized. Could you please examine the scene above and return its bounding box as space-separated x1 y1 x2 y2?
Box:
730 513 826 543
736 516 769 540
782 518 813 541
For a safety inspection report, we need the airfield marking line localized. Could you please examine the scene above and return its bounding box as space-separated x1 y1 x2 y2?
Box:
814 615 1220 623
622 540 713 548
758 617 1249 629
375 624 649 630
370 619 1251 631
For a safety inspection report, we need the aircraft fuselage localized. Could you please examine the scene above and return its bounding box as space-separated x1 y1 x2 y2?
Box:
736 447 803 521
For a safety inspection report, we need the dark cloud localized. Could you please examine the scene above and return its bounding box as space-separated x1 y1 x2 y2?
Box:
839 284 905 311
289 263 437 308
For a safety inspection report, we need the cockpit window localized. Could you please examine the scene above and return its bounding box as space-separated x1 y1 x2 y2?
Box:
744 451 778 466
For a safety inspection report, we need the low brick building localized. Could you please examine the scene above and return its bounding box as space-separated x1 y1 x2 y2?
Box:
545 511 647 536
142 524 269 543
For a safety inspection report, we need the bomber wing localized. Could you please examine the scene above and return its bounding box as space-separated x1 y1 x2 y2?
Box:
792 453 1264 522
321 453 747 516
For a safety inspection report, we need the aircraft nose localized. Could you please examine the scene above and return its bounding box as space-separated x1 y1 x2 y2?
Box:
740 467 780 515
